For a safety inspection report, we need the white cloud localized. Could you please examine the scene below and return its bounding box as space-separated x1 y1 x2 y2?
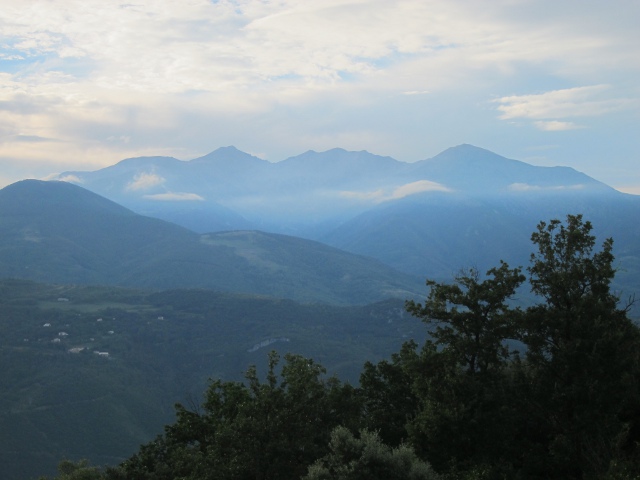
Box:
493 85 639 133
508 183 585 192
340 179 450 203
494 85 634 121
340 188 386 202
143 192 204 201
614 185 640 196
56 174 82 183
389 180 451 199
533 121 584 132
126 172 165 191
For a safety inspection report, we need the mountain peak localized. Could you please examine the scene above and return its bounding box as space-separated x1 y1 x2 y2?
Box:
430 144 514 163
0 180 136 217
191 146 265 164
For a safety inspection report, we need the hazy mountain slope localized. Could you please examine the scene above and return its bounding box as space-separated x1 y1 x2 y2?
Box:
408 144 613 193
323 192 534 280
0 180 421 304
59 149 259 232
322 188 640 311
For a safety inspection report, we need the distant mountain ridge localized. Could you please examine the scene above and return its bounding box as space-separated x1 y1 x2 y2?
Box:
53 144 614 235
43 144 640 312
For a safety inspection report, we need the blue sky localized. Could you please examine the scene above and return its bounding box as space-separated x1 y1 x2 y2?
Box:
1 0 639 192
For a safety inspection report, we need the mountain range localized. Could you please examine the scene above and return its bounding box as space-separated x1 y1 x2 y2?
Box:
50 144 640 305
54 144 614 237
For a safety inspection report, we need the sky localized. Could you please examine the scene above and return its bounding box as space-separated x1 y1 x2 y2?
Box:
0 0 639 192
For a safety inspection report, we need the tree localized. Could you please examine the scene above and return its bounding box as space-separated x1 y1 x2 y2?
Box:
303 426 440 480
402 263 525 475
38 459 106 480
519 214 640 478
406 261 525 375
114 351 361 480
358 340 421 447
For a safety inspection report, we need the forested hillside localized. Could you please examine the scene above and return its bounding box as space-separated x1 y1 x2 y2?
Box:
36 216 640 480
0 281 422 480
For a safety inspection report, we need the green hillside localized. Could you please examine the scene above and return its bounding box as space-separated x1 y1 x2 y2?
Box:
0 279 426 480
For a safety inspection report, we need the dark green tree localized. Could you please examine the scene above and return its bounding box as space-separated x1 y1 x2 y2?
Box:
519 214 640 478
114 351 361 480
359 340 421 447
406 261 525 375
38 459 106 480
402 262 525 475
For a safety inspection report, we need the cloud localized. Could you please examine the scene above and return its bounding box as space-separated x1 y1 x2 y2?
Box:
494 85 634 120
126 172 165 191
533 121 584 131
341 180 450 203
614 185 640 195
508 183 585 192
143 192 204 201
56 174 82 183
493 85 639 133
389 180 451 199
340 188 386 202
12 134 54 143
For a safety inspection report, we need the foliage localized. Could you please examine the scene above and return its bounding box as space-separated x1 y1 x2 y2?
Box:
37 459 106 480
399 263 524 474
113 352 361 480
358 340 421 447
303 426 440 480
517 214 640 478
406 261 525 374
375 214 640 478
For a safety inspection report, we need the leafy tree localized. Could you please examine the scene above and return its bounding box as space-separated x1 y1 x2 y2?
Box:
406 261 525 375
38 459 106 480
518 214 640 478
402 263 525 475
303 426 440 480
399 215 640 478
358 340 421 447
114 351 361 480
